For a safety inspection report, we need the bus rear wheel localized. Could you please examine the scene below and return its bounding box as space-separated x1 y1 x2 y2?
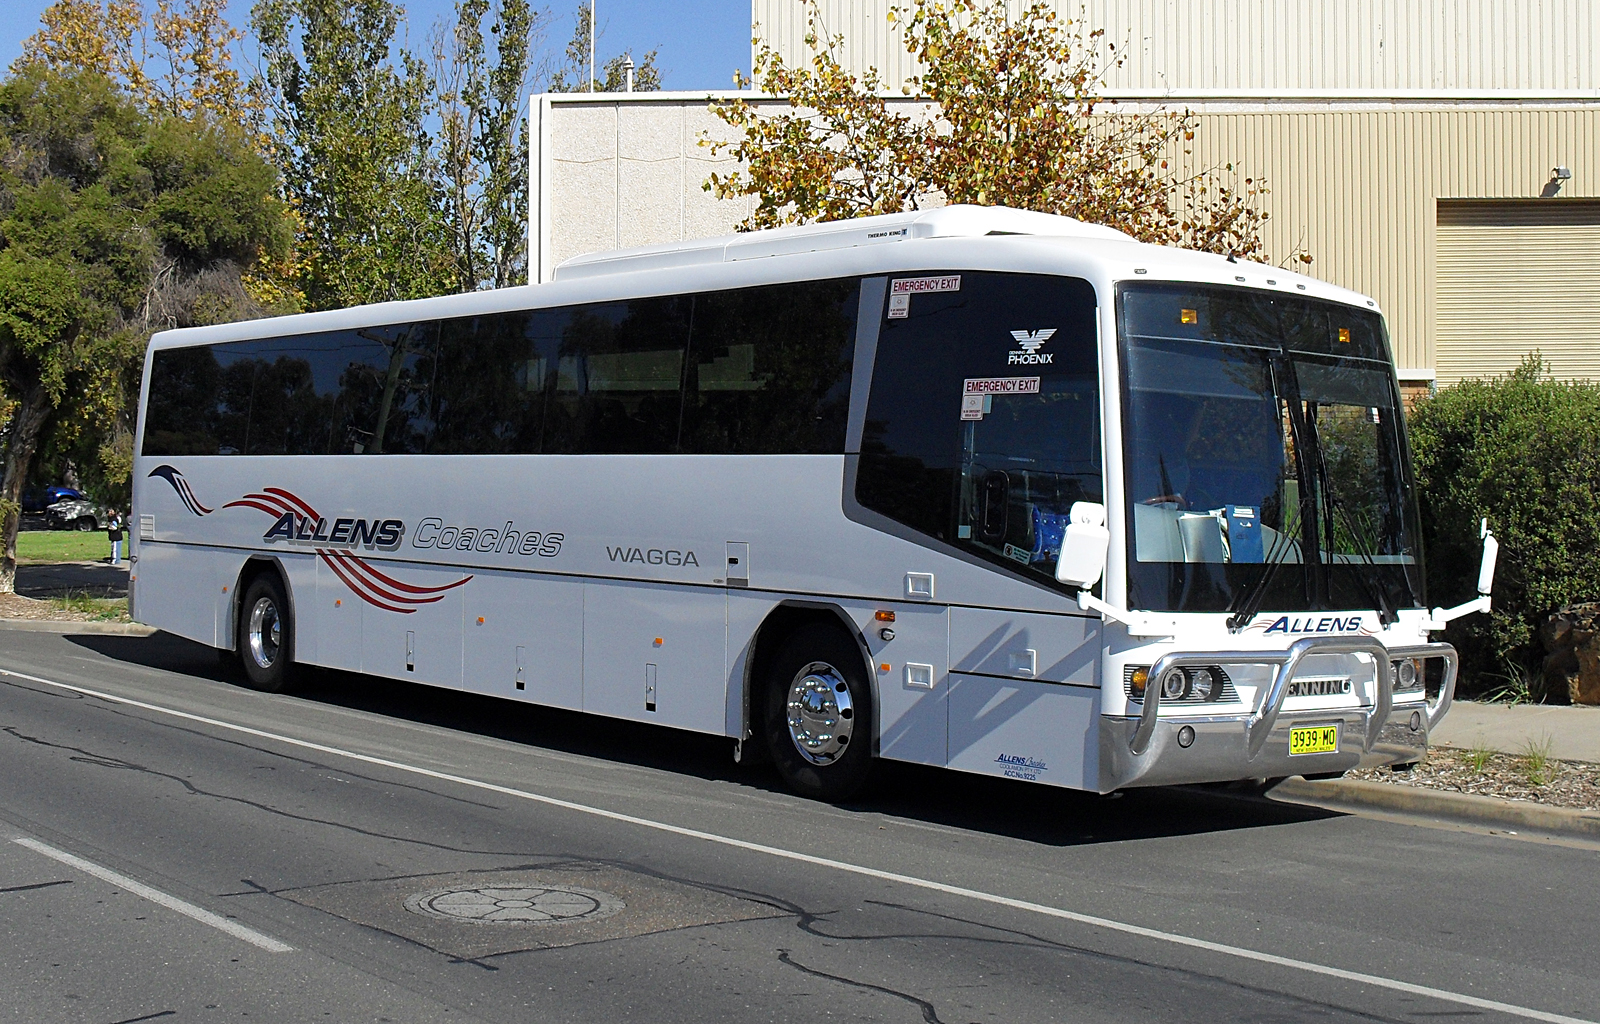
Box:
237 573 296 693
763 624 873 801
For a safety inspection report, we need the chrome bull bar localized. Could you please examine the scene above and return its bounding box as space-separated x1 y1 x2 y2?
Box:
1128 636 1458 758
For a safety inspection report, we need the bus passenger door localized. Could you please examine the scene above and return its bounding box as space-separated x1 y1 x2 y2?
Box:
875 602 948 767
946 608 1100 788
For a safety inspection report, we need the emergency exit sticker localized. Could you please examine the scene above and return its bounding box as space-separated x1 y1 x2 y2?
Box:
964 377 1041 395
887 275 961 318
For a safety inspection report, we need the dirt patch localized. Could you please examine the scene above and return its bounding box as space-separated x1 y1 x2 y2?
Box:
1351 748 1600 812
0 591 128 623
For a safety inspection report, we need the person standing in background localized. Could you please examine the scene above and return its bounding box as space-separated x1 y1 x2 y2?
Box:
107 509 125 564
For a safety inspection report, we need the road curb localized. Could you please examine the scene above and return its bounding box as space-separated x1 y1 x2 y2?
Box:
0 618 156 636
1267 776 1600 839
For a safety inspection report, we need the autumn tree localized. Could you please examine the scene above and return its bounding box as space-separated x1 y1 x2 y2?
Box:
16 0 264 129
707 0 1288 262
0 67 288 592
548 2 661 93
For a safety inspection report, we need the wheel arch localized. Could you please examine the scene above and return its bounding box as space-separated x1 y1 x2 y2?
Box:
227 555 297 659
742 600 877 753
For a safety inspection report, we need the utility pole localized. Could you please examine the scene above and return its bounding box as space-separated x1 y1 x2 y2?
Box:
589 0 595 91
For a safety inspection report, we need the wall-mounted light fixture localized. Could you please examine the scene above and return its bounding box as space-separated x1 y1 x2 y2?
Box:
1541 165 1574 197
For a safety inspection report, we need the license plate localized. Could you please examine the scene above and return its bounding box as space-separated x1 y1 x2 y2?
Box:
1289 724 1340 755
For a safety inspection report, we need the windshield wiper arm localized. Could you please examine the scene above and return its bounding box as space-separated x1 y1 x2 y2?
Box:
1226 511 1300 632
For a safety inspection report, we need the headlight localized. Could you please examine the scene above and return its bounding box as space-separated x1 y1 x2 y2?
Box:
1390 658 1421 691
1159 667 1189 700
1189 667 1217 701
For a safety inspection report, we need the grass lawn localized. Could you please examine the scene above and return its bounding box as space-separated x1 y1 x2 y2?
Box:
16 530 115 563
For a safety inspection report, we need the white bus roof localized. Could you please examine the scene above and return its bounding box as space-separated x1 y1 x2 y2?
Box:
146 205 1379 351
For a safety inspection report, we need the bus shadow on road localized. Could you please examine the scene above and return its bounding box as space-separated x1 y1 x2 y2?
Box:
69 630 1342 848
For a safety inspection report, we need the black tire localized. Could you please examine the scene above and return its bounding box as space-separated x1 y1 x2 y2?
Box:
762 623 874 801
74 517 96 532
236 573 296 693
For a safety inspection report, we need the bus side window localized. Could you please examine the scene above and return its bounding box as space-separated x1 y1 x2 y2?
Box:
679 279 858 454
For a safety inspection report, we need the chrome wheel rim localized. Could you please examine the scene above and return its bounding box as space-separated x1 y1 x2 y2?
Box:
247 596 280 670
786 661 855 765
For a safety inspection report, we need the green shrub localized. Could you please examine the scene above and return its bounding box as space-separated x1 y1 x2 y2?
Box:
1407 356 1600 699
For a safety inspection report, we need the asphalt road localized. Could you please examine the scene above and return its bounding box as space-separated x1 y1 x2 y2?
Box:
0 627 1595 1024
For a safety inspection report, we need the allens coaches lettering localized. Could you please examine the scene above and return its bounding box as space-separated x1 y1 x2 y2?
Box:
264 514 403 549
412 518 563 557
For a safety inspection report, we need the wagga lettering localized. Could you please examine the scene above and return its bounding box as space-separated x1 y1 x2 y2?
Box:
606 546 700 567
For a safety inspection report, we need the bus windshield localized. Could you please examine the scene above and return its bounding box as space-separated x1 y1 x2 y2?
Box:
1119 283 1424 616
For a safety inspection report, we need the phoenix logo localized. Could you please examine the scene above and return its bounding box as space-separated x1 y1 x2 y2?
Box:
1007 329 1057 365
147 465 213 516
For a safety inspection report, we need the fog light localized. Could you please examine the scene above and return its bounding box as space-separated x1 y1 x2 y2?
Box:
1160 667 1189 701
1177 725 1196 748
1189 667 1216 701
1391 658 1418 690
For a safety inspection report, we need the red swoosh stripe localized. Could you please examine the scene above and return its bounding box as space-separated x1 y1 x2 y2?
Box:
264 487 320 521
341 553 474 595
317 551 415 614
222 498 290 517
325 551 448 606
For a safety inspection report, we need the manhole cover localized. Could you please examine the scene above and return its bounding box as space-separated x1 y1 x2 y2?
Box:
405 884 624 925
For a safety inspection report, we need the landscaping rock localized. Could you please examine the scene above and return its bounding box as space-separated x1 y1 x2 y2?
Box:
1540 603 1600 705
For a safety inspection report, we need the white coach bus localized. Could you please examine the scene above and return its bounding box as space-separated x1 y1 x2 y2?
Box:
130 205 1496 800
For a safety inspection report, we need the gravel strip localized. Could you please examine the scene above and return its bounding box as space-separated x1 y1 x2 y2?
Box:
0 592 97 621
1350 748 1600 812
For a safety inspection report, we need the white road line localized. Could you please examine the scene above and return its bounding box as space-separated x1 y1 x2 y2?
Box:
13 837 293 953
2 665 1591 1024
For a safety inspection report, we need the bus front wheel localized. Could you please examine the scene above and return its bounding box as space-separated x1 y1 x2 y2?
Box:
237 573 296 693
763 624 874 801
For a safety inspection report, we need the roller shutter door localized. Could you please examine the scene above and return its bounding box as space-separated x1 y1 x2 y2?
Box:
1436 200 1600 385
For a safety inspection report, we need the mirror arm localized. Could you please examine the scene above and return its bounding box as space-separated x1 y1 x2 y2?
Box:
1076 591 1175 639
1424 521 1498 632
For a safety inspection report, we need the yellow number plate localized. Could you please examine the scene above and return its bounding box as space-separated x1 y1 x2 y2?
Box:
1289 724 1340 755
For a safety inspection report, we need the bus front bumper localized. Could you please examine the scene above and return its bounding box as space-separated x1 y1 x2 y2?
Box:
1098 636 1457 791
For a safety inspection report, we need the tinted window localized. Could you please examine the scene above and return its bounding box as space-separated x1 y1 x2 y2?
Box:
680 279 858 454
856 272 1101 586
142 279 859 457
142 324 436 456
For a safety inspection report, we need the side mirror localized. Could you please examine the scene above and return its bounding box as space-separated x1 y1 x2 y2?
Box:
1056 501 1110 588
1477 518 1498 596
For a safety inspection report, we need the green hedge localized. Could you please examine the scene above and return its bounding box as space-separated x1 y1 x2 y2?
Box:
1407 356 1600 700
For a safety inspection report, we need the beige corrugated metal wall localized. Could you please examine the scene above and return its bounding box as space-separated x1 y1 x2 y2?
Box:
753 0 1600 96
533 95 1600 377
1435 200 1600 383
1169 106 1600 373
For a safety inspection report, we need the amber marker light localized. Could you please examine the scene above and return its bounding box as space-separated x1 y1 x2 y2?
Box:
653 637 664 647
1180 309 1198 325
476 616 485 625
879 663 891 673
1338 327 1351 344
874 610 896 622
1129 667 1149 700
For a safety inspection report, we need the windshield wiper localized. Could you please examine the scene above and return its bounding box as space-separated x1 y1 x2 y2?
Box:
1303 402 1399 627
1225 509 1300 632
